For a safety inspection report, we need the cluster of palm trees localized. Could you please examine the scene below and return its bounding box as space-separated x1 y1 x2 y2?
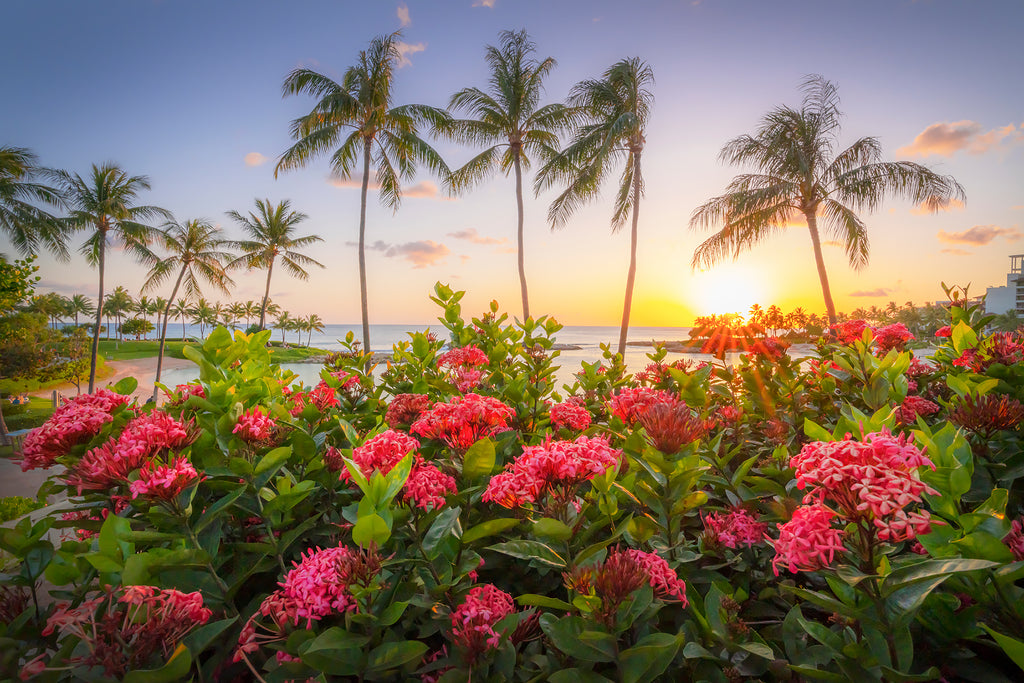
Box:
3 29 967 396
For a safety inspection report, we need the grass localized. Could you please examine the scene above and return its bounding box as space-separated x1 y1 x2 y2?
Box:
99 337 331 363
0 496 45 523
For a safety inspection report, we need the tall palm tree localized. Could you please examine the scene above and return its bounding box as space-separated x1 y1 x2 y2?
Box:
275 31 450 353
0 146 67 258
274 310 292 345
227 302 246 330
135 295 155 335
226 198 324 331
444 29 574 320
304 313 325 347
68 293 95 328
105 286 134 342
48 164 168 391
690 75 965 324
143 218 234 387
536 57 654 356
190 298 217 339
242 300 259 327
168 298 191 341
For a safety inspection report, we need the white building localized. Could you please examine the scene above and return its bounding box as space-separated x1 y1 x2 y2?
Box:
985 254 1024 315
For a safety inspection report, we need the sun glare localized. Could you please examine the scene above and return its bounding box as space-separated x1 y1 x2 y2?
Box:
688 267 767 318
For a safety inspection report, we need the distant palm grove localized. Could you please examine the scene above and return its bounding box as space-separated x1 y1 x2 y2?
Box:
1 30 965 393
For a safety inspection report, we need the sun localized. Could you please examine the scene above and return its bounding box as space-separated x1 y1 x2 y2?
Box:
687 266 769 318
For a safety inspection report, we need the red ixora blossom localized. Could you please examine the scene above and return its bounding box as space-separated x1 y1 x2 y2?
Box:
950 393 1024 437
703 508 768 549
19 389 131 471
438 345 489 392
607 386 678 426
341 430 456 510
410 393 515 452
831 319 871 344
638 401 707 453
1003 519 1024 562
625 549 688 605
385 393 432 428
874 323 915 353
450 584 516 664
129 456 199 501
770 504 846 575
549 399 592 432
744 336 790 361
38 587 211 678
165 383 205 404
934 325 952 338
233 406 276 442
898 395 940 424
482 435 620 511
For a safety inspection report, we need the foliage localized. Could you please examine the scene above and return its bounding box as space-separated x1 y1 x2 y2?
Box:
0 496 45 523
119 317 155 341
4 283 1024 682
0 255 40 314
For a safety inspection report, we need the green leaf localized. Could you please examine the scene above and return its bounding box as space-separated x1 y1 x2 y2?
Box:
532 518 573 542
183 616 238 656
487 540 566 568
123 643 191 683
803 418 834 442
422 506 462 559
112 376 139 396
515 594 574 611
254 446 292 475
980 625 1024 671
380 452 414 505
366 640 429 673
299 627 368 676
461 518 520 544
548 670 614 683
738 641 775 660
194 484 246 533
538 614 615 662
352 513 391 549
85 553 123 573
619 632 684 683
462 438 496 480
882 558 1000 594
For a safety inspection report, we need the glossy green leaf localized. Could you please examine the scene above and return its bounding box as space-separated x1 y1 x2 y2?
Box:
462 437 496 480
487 540 566 568
619 632 684 683
366 640 429 673
461 518 520 544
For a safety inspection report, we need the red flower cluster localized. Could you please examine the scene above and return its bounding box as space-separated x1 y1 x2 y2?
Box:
450 584 515 664
625 549 688 605
438 345 489 392
703 508 768 549
549 399 592 431
341 430 456 510
283 380 339 416
831 319 870 344
770 504 846 575
874 323 915 353
898 395 940 424
129 456 199 500
638 402 707 453
166 383 205 403
233 406 276 442
410 393 515 452
1003 519 1024 562
37 587 211 678
934 325 952 338
19 389 130 471
607 386 677 426
329 369 360 390
384 393 432 427
482 435 620 509
790 430 937 543
744 336 790 361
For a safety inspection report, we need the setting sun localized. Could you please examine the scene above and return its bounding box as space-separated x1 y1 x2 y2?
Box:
688 266 768 318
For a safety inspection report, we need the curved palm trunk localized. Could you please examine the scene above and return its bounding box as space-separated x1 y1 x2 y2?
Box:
513 148 530 320
259 260 275 331
617 152 642 357
154 267 187 401
804 211 838 324
88 231 106 393
358 138 372 356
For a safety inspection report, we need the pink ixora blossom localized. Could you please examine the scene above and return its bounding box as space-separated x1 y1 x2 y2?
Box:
744 336 790 361
438 345 489 392
549 399 592 432
384 393 432 428
638 402 707 453
233 406 276 442
934 325 952 338
770 504 846 575
607 386 678 426
703 507 768 549
626 549 688 605
1003 519 1024 562
898 395 940 424
341 430 456 510
129 456 199 500
450 584 516 664
19 389 131 471
831 319 871 344
874 323 915 353
410 393 515 452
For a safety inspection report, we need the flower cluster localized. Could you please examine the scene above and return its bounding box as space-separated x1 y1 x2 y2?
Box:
874 323 915 353
744 336 790 361
411 393 515 452
341 430 456 510
129 456 199 500
385 393 432 428
450 584 516 664
233 406 276 442
790 430 937 543
770 504 845 575
1003 519 1024 562
831 319 870 344
607 386 677 426
19 389 130 471
637 401 707 453
951 393 1024 436
283 380 339 416
166 383 205 403
482 435 620 510
549 399 591 431
438 345 489 392
898 395 940 424
626 549 688 604
703 508 768 549
935 325 952 338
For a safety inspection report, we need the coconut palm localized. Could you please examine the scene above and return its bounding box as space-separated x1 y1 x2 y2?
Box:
227 302 247 330
274 310 292 345
444 29 574 320
168 298 191 341
275 31 450 353
190 298 217 339
242 300 259 327
47 164 168 391
68 293 95 328
226 199 324 331
135 296 156 335
143 218 234 388
0 146 67 259
303 313 325 347
690 75 965 324
105 286 134 342
536 57 654 356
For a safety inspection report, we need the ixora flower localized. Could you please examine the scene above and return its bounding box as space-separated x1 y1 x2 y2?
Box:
831 319 871 344
385 393 432 427
874 323 915 353
934 325 952 338
482 435 621 511
770 504 846 575
638 401 707 453
341 430 457 510
607 386 678 426
898 395 941 424
549 399 592 432
1003 519 1024 562
449 584 516 665
233 406 276 442
18 388 131 471
410 393 515 452
34 586 211 678
951 393 1024 437
703 507 768 549
743 336 790 361
438 345 489 392
129 456 199 500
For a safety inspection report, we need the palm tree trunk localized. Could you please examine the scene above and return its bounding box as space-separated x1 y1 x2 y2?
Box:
259 261 274 331
154 267 186 400
88 232 106 393
617 152 642 357
358 138 372 356
513 148 530 320
805 211 838 324
181 314 185 341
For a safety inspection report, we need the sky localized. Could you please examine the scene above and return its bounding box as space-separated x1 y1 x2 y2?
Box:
3 0 1023 327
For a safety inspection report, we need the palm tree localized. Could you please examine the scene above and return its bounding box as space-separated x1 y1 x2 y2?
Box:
143 218 234 388
68 293 95 328
304 313 325 347
275 31 450 353
242 300 259 327
444 29 574 320
274 310 292 345
190 298 217 339
536 57 654 356
48 163 168 391
105 286 134 342
135 295 155 335
0 146 67 259
226 198 324 331
168 298 192 341
227 302 246 330
690 75 966 324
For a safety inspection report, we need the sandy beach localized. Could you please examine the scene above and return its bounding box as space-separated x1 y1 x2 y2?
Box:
28 356 197 405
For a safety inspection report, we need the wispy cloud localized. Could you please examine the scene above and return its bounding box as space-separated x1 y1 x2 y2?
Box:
495 247 516 254
39 280 92 295
395 41 426 67
897 120 1023 158
244 152 267 167
397 3 410 26
910 197 965 215
937 224 1023 246
447 228 507 245
345 239 450 268
472 0 496 7
850 288 892 297
328 175 449 200
329 175 380 190
822 240 843 248
941 248 973 256
1012 205 1024 210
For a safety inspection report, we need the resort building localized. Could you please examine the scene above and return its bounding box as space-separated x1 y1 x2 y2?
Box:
985 254 1024 315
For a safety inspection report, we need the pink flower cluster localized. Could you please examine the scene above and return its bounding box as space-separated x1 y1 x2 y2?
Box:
385 393 432 427
482 435 620 509
934 325 952 338
790 430 937 543
874 323 915 353
329 369 360 390
607 386 677 426
899 395 940 424
438 345 489 392
129 456 199 500
625 549 688 605
411 393 515 452
831 319 871 344
744 337 790 361
549 400 592 431
66 411 195 494
19 389 130 471
283 380 339 416
450 584 515 663
167 383 205 403
770 504 846 575
341 430 456 510
703 508 768 549
1003 519 1024 561
233 406 276 442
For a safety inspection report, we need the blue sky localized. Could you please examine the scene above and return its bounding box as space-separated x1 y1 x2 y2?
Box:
4 0 1023 324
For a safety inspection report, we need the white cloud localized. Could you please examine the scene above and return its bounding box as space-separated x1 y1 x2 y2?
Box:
941 248 973 256
328 175 450 200
385 240 450 268
447 228 507 245
897 120 1023 158
395 41 426 68
244 152 267 167
937 224 1023 246
397 3 410 26
472 0 496 7
849 288 892 297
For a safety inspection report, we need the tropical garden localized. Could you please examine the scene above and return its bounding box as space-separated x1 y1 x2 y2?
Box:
4 25 1023 683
